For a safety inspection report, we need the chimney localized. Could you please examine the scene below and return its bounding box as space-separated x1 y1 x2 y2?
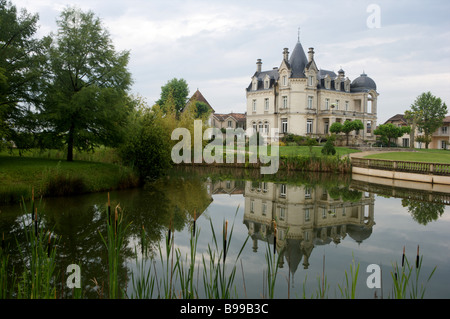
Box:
256 59 262 72
308 47 315 62
283 48 289 61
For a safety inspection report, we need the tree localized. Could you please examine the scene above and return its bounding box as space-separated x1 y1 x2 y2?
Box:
404 110 421 149
194 101 212 119
39 7 132 161
330 120 364 146
373 123 411 147
156 78 189 115
0 0 47 149
410 91 447 149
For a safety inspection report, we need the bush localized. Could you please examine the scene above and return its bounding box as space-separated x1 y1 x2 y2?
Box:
322 139 336 155
119 112 172 181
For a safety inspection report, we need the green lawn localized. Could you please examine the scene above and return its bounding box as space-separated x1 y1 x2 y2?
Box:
364 149 450 164
0 155 138 203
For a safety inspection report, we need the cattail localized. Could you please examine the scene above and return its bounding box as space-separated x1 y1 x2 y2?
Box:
273 227 277 255
416 245 420 269
402 246 405 268
168 218 172 243
193 210 196 237
394 261 398 281
114 204 119 236
223 220 228 264
107 193 111 224
273 220 277 255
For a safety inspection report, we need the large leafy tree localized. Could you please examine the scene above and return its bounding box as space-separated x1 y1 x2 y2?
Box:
39 7 132 161
156 78 189 115
409 91 447 149
373 123 411 147
0 0 47 149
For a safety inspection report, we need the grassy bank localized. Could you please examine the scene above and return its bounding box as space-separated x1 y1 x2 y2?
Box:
364 149 450 164
0 156 139 204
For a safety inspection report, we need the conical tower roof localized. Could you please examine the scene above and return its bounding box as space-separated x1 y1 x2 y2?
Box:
289 40 308 78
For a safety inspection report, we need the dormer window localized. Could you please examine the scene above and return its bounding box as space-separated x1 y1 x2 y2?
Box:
252 78 258 91
308 75 314 86
282 75 287 86
324 75 330 89
264 80 269 89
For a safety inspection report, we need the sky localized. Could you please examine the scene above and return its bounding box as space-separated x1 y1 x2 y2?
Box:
12 0 450 124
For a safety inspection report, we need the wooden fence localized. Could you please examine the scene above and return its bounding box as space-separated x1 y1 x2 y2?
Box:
351 158 450 176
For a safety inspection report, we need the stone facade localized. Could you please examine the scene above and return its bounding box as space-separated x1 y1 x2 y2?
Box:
384 114 450 149
246 38 378 145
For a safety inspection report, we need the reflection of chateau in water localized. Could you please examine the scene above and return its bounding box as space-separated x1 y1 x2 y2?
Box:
243 181 375 273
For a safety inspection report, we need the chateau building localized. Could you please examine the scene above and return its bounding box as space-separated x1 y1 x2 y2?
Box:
246 37 379 144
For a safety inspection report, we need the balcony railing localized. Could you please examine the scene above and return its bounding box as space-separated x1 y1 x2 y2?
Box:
351 158 450 176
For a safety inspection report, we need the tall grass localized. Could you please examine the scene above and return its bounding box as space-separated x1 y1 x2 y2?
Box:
175 213 200 299
338 254 360 299
202 212 249 299
15 192 59 298
99 193 131 299
390 245 437 299
263 221 285 299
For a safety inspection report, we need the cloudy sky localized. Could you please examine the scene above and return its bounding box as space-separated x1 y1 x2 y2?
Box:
13 0 450 123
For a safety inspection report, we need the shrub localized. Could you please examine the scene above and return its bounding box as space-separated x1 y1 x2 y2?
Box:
322 139 336 156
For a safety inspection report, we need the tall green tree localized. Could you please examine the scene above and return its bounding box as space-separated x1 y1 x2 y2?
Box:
156 78 189 115
0 0 47 149
410 91 447 149
373 123 410 147
39 7 132 161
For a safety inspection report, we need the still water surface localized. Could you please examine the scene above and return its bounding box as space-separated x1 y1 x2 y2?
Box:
1 167 449 299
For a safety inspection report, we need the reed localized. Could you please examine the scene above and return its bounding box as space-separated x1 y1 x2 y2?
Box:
337 254 360 299
201 209 249 299
0 232 16 299
175 223 200 298
99 193 131 299
263 220 284 299
391 245 436 299
130 226 156 299
15 193 59 299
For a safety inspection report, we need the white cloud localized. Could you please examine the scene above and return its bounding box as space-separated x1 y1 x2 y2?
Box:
9 0 450 119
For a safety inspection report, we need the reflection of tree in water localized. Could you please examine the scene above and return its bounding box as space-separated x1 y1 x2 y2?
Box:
401 199 445 225
0 174 213 298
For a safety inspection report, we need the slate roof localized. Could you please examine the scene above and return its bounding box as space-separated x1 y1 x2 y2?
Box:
289 41 309 78
351 73 377 92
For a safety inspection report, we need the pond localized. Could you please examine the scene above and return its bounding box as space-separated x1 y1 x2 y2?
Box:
1 166 449 299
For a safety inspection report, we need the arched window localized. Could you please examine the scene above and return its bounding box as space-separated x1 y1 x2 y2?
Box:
367 94 373 113
264 122 269 135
